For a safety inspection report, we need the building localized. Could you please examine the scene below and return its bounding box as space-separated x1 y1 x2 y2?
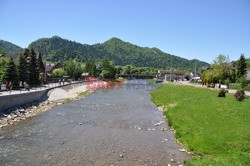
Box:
189 71 201 81
201 66 210 72
157 70 186 81
81 73 89 80
45 63 63 76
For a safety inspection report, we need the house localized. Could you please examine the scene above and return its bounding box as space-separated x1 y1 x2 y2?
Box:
45 63 63 76
190 71 201 81
201 66 210 72
157 70 186 81
81 73 89 80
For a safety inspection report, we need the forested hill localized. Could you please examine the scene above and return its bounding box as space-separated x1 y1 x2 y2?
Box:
28 36 208 69
97 37 209 69
0 39 23 58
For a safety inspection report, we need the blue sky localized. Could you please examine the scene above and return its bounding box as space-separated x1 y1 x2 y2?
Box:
0 0 249 63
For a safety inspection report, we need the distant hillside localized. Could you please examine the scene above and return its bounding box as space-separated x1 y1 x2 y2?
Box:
0 39 23 58
29 36 209 70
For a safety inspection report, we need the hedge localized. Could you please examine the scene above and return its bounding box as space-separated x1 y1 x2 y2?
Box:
229 83 241 90
229 83 250 91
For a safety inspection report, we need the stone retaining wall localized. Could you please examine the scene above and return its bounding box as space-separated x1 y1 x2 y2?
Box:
0 82 83 114
0 89 50 114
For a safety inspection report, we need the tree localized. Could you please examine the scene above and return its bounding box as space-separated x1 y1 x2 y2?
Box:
99 58 117 79
0 57 9 84
64 60 84 79
23 48 30 82
37 53 45 73
202 69 220 86
211 55 233 83
84 61 97 77
100 57 110 70
28 48 40 85
3 57 18 85
0 49 6 55
237 54 247 78
18 54 29 83
51 68 66 78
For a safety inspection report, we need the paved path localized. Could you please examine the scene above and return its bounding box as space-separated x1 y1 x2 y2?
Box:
176 81 250 96
0 81 81 96
0 85 190 166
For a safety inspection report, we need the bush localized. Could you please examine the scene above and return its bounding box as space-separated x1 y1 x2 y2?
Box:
218 89 226 97
229 83 241 90
224 79 231 87
234 89 245 101
236 76 248 89
229 83 250 91
244 84 250 91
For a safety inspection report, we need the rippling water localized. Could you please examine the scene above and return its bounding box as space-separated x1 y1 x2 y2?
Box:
0 80 189 166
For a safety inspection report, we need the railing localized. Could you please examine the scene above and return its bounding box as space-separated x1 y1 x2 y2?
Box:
0 79 85 95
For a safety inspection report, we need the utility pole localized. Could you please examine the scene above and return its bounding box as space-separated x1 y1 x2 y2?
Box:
170 58 173 82
194 63 197 81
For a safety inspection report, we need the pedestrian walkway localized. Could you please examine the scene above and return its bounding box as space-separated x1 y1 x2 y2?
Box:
0 81 82 96
175 81 250 96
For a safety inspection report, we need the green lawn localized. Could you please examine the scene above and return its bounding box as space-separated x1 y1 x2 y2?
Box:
151 84 250 165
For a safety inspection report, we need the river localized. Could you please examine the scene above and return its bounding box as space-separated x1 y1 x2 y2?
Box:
0 80 190 166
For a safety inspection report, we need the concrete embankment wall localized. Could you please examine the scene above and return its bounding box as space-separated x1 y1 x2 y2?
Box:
0 82 83 114
0 89 50 114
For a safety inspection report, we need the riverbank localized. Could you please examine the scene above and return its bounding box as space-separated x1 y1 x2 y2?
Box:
0 83 94 130
151 84 250 165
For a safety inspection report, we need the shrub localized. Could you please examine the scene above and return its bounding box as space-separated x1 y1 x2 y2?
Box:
236 76 248 89
234 89 245 101
224 79 231 87
244 84 250 91
229 83 241 90
218 89 226 97
229 83 250 91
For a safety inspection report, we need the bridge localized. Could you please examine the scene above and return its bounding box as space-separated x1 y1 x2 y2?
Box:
118 74 156 79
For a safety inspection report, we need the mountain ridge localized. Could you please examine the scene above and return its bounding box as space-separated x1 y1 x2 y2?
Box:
0 36 209 70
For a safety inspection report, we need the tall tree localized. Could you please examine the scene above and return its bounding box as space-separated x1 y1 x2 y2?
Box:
28 48 40 85
37 53 45 73
64 60 84 79
3 57 18 85
99 58 117 79
84 61 97 77
18 53 29 83
23 48 30 82
237 54 247 78
211 54 232 83
0 57 9 83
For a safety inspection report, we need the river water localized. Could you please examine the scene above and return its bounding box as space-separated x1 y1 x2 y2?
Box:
0 80 190 166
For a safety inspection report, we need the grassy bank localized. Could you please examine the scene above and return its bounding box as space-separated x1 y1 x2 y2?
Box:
151 84 250 165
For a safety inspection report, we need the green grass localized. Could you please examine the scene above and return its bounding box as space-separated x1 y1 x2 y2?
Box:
151 84 250 165
77 90 93 98
63 98 73 102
